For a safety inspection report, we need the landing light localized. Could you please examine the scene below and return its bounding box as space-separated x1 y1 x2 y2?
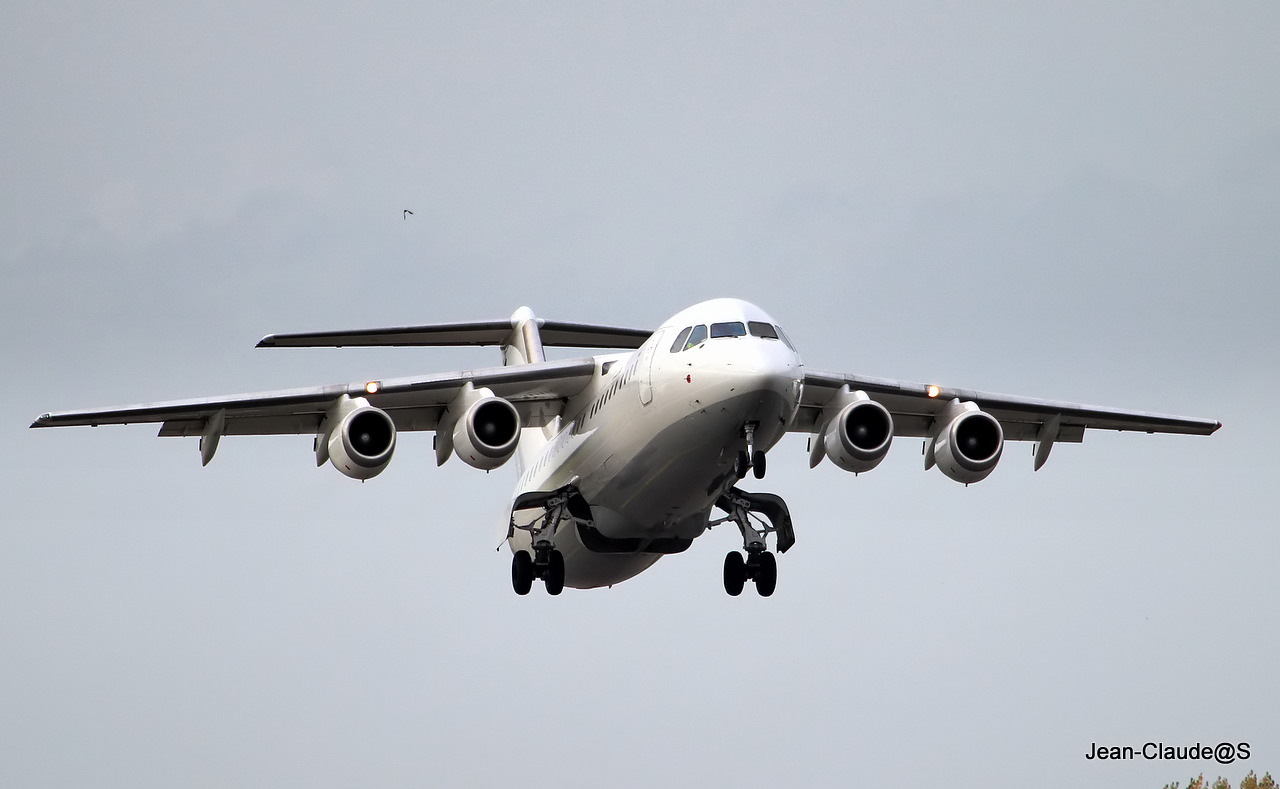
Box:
927 385 940 398
366 381 381 394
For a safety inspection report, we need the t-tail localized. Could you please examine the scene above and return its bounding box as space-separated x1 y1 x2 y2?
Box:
502 307 547 367
503 307 553 468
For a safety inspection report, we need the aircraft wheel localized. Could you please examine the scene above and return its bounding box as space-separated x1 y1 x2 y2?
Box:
544 550 566 596
755 551 777 597
723 551 746 596
512 550 534 595
752 450 766 479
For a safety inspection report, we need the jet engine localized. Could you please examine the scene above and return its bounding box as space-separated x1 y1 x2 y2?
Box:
322 396 396 480
822 396 894 473
930 400 1003 484
452 395 521 470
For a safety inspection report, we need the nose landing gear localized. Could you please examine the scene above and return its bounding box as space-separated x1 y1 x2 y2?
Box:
712 487 793 597
736 423 768 480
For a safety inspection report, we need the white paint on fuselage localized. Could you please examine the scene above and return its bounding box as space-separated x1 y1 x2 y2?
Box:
508 298 804 589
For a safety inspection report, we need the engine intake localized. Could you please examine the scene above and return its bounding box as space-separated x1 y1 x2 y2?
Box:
931 401 1003 484
323 396 396 480
823 397 894 473
453 395 521 470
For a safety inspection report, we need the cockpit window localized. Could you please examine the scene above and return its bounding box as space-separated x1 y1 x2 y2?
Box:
747 321 778 339
774 324 796 351
669 326 692 353
684 324 708 349
710 321 746 338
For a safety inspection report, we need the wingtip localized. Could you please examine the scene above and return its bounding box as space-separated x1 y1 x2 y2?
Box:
256 335 275 348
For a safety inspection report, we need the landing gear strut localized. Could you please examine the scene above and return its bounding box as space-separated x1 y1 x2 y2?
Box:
711 487 793 597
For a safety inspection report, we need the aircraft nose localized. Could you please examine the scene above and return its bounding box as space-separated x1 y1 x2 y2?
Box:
725 338 803 403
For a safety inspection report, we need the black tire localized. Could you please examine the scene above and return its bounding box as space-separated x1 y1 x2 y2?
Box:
752 450 766 479
512 550 534 595
544 550 566 596
723 551 746 596
755 551 777 597
735 451 750 479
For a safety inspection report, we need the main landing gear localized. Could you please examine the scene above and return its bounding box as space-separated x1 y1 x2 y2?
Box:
511 545 565 596
722 547 776 597
711 487 794 598
507 485 592 596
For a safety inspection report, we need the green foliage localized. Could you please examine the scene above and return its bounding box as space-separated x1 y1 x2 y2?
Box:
1162 773 1277 789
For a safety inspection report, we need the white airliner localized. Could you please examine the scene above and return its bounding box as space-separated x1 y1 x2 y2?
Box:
32 298 1220 596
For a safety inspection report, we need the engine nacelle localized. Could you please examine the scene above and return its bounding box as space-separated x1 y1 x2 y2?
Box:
930 401 1003 484
324 396 396 480
822 396 894 473
452 395 520 470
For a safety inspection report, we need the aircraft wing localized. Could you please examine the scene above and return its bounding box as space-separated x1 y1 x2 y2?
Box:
30 358 598 437
795 369 1221 445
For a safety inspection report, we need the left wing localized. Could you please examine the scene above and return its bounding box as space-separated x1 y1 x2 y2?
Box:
31 357 597 437
796 369 1220 470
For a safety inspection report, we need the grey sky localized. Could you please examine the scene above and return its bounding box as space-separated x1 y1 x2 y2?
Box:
3 3 1277 787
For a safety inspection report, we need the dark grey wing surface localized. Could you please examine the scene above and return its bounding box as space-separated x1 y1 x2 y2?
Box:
257 320 651 349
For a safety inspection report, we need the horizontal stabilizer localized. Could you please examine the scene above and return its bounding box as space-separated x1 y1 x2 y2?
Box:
258 320 651 349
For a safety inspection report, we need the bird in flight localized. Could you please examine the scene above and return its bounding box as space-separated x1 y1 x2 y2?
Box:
403 209 413 220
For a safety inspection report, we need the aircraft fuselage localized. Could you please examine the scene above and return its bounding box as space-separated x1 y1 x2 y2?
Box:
509 298 803 588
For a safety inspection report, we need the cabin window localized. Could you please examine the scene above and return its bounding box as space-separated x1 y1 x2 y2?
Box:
601 360 615 374
748 321 778 339
684 324 708 350
710 321 746 338
669 327 692 353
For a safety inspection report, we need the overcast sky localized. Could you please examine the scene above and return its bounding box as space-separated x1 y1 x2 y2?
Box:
3 3 1277 787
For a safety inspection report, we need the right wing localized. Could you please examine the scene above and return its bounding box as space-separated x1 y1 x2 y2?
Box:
30 357 598 437
794 369 1221 440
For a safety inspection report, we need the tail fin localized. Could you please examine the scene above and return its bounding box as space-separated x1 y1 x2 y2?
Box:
502 307 546 367
504 307 555 466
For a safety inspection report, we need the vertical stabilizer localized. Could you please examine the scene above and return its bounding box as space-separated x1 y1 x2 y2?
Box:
502 306 546 367
503 307 554 469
